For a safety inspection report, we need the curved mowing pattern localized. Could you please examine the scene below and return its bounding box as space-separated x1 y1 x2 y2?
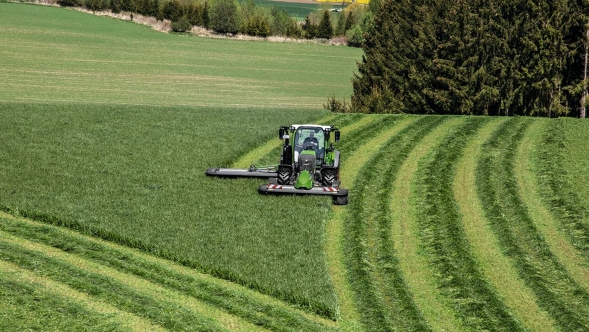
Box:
414 117 524 331
516 121 589 292
0 213 337 332
343 116 447 331
535 120 589 261
454 119 557 332
476 118 589 330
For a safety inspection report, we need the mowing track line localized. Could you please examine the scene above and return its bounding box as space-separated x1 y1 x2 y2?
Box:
0 212 336 331
346 116 445 331
515 120 589 292
454 118 557 332
477 118 589 330
0 230 261 332
325 116 418 330
390 117 467 331
0 259 166 332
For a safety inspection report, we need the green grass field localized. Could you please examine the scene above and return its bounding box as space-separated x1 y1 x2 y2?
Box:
0 3 360 109
1 3 589 331
241 0 337 20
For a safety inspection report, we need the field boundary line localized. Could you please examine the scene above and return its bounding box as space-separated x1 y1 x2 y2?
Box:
325 116 418 330
390 117 467 331
0 212 335 327
0 227 271 332
0 259 166 332
453 118 557 332
515 120 589 291
232 114 338 169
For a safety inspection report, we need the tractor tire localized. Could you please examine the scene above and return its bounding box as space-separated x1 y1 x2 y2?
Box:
321 169 337 186
277 168 291 185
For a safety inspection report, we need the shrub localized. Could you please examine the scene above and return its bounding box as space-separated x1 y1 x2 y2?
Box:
209 0 241 34
346 24 364 47
171 17 191 32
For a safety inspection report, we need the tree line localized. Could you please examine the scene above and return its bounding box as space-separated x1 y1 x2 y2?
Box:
56 0 371 42
338 0 589 117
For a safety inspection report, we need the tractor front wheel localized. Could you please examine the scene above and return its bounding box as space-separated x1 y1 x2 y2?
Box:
321 169 337 186
277 167 291 185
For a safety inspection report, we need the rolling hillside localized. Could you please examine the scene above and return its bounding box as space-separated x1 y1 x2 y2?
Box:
1 3 588 331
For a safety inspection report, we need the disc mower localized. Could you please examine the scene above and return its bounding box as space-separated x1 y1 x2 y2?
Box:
206 124 348 205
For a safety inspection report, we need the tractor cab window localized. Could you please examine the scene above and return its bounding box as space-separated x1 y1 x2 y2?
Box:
295 128 325 151
294 127 325 163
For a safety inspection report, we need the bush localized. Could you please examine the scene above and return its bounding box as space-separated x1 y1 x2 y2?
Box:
346 24 364 47
324 96 350 113
209 0 241 34
171 17 192 32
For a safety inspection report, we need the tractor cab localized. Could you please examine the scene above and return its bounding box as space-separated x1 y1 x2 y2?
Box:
276 124 341 188
293 126 326 164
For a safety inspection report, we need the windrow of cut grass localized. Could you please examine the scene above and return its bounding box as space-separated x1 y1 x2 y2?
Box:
476 118 589 330
414 117 524 331
0 260 148 332
535 119 589 261
0 213 337 331
454 119 557 332
515 121 589 293
342 116 446 331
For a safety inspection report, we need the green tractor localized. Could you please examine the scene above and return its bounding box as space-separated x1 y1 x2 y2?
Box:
206 124 348 205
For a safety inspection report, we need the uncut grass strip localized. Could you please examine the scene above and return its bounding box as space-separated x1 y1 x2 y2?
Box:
476 118 589 330
390 117 469 332
324 116 420 331
345 116 446 331
535 120 589 261
414 117 524 331
0 233 260 332
0 260 166 332
516 120 589 292
0 215 335 332
454 118 557 332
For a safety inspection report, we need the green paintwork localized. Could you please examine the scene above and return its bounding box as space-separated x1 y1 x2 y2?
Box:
295 170 314 189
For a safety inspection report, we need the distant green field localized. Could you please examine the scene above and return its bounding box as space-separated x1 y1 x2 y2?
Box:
241 0 338 20
2 3 589 331
0 3 361 109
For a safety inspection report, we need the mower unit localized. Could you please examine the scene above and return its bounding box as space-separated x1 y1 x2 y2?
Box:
207 124 348 205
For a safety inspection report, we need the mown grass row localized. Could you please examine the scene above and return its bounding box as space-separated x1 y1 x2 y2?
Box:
342 116 446 331
413 117 524 331
0 215 336 331
0 261 134 332
0 235 227 332
476 118 589 330
535 120 589 261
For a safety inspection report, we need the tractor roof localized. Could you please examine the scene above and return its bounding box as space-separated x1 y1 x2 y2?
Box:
291 124 334 131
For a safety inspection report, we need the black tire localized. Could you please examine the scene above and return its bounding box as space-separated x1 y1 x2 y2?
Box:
277 168 291 185
321 169 337 186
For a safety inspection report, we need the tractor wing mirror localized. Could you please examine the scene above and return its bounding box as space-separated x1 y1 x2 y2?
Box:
335 130 340 142
279 128 285 140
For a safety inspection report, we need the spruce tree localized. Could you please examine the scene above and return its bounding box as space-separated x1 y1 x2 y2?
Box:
318 10 333 39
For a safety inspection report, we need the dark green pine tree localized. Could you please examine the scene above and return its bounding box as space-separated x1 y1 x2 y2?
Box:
318 10 333 39
351 0 436 113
